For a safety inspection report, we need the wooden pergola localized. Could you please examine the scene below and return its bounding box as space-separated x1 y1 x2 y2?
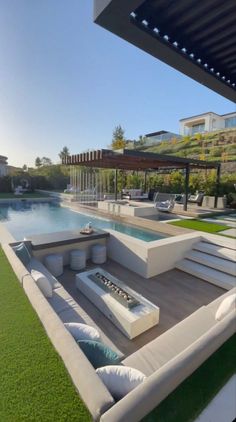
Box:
64 149 221 211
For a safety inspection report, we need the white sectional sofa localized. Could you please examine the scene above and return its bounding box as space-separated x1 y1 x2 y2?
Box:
121 189 148 200
4 241 236 422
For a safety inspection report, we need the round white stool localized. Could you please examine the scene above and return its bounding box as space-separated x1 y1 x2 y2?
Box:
44 253 63 277
70 249 86 271
91 244 107 264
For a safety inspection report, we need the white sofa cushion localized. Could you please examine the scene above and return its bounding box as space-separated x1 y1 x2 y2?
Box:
48 286 78 314
27 257 61 290
31 269 53 298
64 322 101 342
96 365 146 400
122 306 216 376
215 294 236 321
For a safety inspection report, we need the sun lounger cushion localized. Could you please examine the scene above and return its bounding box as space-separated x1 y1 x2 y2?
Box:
215 294 236 321
96 365 146 400
12 243 31 266
64 322 101 342
77 340 121 369
31 269 53 298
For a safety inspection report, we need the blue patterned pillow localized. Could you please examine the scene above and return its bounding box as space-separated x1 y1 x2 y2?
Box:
77 340 121 369
12 243 31 266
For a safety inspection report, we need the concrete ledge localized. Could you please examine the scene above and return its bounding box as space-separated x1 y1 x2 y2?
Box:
26 228 109 250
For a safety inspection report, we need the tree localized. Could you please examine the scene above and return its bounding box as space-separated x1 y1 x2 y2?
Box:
41 157 52 166
35 157 42 168
59 146 70 162
22 164 27 172
112 125 126 150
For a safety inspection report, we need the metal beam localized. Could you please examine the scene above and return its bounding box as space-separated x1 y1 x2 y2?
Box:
94 0 236 102
114 169 118 200
214 164 221 208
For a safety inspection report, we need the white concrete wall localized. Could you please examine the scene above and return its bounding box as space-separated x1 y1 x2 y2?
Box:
98 201 157 217
107 229 201 278
147 233 201 278
180 113 229 135
107 230 149 277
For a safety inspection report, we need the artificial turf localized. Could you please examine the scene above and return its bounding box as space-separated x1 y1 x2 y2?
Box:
142 334 236 422
0 248 91 422
169 219 229 234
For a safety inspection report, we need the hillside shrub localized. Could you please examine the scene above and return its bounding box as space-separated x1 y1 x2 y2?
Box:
0 176 12 193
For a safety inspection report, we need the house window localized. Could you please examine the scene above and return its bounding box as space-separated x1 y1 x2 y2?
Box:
225 117 236 128
191 123 205 134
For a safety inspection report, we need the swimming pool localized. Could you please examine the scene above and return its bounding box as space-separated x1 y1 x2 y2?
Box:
0 201 168 242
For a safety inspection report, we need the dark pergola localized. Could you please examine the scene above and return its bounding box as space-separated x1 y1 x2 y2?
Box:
94 0 236 102
64 149 221 210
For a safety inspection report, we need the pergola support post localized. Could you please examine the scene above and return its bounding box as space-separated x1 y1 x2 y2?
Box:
214 164 221 208
144 171 147 192
114 169 118 200
184 164 190 211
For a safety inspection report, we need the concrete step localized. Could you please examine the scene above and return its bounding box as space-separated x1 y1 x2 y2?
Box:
200 236 236 250
186 250 236 276
176 259 236 290
194 241 236 262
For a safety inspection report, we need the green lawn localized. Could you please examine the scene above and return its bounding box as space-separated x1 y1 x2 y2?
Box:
143 334 236 422
0 192 49 199
169 219 229 234
0 248 91 422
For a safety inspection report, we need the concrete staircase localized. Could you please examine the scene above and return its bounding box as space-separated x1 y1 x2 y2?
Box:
176 239 236 290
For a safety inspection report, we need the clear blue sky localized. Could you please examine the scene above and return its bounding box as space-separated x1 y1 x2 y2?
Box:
0 1 235 167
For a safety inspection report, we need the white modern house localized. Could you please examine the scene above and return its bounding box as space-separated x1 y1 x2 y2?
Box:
180 112 236 136
0 155 8 176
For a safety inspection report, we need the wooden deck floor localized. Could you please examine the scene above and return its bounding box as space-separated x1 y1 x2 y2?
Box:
58 260 225 356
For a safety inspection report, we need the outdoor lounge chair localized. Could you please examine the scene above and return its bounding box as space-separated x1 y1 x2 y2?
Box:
153 193 175 212
188 191 204 206
14 186 23 195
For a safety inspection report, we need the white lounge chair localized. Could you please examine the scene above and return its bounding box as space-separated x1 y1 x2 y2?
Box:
153 193 175 212
14 186 23 195
188 191 204 206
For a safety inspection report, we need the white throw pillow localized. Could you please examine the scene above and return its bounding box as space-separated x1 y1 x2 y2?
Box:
96 365 146 400
64 322 101 342
31 269 53 298
215 294 236 321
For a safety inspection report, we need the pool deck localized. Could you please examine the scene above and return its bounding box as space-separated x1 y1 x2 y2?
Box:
62 202 192 236
58 259 225 356
62 200 236 238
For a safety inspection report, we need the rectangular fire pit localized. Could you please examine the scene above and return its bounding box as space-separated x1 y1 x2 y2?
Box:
76 268 160 339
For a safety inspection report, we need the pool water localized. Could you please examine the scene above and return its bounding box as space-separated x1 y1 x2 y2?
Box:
0 201 168 242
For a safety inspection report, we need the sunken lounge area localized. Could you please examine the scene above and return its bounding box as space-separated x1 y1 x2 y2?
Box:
4 225 235 421
58 259 226 356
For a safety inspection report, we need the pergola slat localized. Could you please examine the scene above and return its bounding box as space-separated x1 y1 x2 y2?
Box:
63 149 219 170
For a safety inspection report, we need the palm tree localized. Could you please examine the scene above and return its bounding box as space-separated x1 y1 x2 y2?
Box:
59 146 70 163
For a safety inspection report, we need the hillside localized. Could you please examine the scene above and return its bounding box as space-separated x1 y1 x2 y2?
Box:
140 128 236 172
